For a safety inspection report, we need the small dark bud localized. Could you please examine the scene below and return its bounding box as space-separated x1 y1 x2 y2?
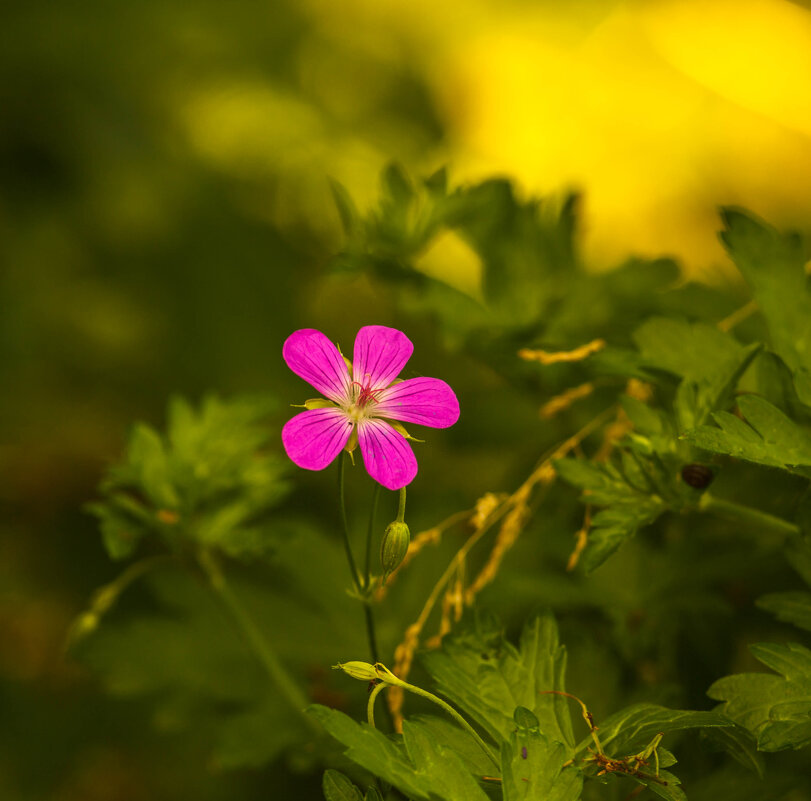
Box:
380 521 410 584
681 463 714 489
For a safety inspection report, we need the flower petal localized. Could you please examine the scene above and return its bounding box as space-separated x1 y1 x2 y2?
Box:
283 329 351 404
357 418 418 490
282 408 353 471
375 377 460 429
353 326 413 391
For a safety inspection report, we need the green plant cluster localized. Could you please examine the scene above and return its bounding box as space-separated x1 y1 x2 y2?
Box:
75 167 811 800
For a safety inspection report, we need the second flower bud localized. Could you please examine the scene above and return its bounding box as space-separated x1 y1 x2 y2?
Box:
380 520 410 585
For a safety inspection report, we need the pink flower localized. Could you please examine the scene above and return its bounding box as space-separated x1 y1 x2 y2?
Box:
281 326 460 490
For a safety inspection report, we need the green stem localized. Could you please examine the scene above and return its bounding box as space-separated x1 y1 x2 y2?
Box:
339 457 384 693
698 493 800 538
365 482 382 589
338 451 362 591
384 672 499 769
67 554 177 649
364 603 380 664
367 681 387 727
198 551 316 729
94 554 176 613
396 486 407 523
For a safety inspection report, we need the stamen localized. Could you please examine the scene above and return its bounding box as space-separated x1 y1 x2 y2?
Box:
351 378 384 409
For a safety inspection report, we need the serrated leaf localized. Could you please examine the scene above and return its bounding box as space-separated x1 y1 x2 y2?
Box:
720 208 811 405
584 704 733 756
554 458 668 571
421 614 575 751
633 318 743 385
708 641 811 751
757 591 811 632
401 719 492 801
632 318 761 427
322 769 363 801
90 394 291 560
500 726 583 801
409 715 493 777
580 502 666 572
124 424 178 508
308 707 426 799
682 394 811 477
701 723 765 778
308 706 490 801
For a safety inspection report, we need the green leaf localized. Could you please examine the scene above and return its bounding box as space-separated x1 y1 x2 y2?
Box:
401 719 492 801
701 724 765 778
708 642 811 751
322 769 363 801
634 769 685 801
786 531 811 585
382 162 415 207
581 502 666 572
633 317 744 385
621 396 667 438
757 592 811 632
307 707 427 799
420 614 575 750
501 725 583 801
632 317 761 428
85 497 149 560
457 182 578 325
126 423 178 508
554 458 668 571
584 704 733 756
682 394 811 477
720 208 811 405
89 394 291 560
329 179 359 236
307 706 490 801
409 715 493 777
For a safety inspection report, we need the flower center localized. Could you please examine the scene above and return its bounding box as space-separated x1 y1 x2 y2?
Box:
347 379 383 420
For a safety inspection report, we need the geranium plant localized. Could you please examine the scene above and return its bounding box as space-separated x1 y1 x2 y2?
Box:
71 166 811 801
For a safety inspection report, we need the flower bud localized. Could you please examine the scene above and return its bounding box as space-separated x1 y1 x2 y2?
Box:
332 661 378 681
380 521 410 585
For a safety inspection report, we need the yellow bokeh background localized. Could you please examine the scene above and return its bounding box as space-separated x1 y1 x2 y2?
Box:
178 0 811 277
